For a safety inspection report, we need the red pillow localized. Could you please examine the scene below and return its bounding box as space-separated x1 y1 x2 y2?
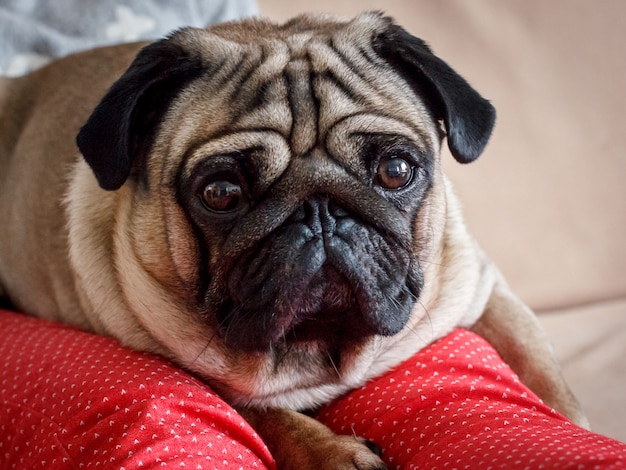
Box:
316 329 626 469
1 309 625 469
0 310 274 469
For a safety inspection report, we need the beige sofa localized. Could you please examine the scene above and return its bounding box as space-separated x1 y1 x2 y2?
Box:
258 0 626 442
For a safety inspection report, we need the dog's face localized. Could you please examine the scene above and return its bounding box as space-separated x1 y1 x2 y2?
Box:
74 12 494 407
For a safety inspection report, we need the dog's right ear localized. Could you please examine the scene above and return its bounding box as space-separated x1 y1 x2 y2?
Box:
76 33 205 191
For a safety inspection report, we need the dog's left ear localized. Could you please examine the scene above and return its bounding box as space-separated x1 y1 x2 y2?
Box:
76 33 205 190
374 23 496 163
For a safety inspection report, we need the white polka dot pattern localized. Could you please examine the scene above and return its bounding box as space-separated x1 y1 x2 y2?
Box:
0 310 275 469
2 310 626 469
317 329 626 469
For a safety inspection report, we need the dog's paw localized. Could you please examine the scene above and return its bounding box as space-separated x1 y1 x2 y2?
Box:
238 407 387 469
300 434 387 470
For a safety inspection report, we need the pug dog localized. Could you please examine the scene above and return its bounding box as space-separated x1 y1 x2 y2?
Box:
0 12 587 469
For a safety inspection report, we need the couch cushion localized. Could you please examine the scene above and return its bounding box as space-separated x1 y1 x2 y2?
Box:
540 298 626 443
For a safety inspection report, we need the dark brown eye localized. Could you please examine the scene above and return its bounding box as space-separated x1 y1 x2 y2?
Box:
200 181 242 212
377 157 413 190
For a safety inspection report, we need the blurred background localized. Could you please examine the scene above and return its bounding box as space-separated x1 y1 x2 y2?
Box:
2 0 624 443
257 0 626 442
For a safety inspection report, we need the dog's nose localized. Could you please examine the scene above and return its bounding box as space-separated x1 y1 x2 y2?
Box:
289 196 350 236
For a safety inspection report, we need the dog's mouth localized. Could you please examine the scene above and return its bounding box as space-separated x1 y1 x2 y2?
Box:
277 265 376 344
215 264 373 351
213 248 421 353
208 197 423 353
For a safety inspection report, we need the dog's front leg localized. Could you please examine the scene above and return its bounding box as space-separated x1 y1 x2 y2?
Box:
471 277 589 429
238 407 387 470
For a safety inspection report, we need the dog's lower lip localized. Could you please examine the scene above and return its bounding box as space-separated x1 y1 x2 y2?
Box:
287 316 342 343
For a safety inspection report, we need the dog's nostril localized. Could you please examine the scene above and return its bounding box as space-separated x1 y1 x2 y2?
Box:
288 197 352 237
328 199 349 217
290 204 307 222
297 197 349 218
288 200 320 228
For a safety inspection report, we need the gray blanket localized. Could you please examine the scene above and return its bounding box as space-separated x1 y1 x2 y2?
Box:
0 0 258 76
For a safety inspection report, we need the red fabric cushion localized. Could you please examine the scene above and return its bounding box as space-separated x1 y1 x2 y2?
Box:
316 329 626 469
0 310 275 469
1 309 625 469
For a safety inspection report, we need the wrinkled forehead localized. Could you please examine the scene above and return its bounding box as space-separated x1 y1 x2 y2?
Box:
166 13 440 173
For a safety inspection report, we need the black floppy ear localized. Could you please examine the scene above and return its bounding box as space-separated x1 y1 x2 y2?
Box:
374 23 496 163
76 34 204 190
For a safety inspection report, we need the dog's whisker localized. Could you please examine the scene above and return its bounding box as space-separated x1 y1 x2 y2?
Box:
191 331 220 366
326 351 341 379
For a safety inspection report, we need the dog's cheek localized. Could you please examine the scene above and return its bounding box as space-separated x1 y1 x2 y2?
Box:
125 191 204 304
162 201 207 295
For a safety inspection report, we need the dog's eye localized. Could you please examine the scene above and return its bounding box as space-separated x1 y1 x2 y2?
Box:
200 181 243 212
376 157 413 190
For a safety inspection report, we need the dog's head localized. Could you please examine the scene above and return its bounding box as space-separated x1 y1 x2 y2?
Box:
75 12 494 406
